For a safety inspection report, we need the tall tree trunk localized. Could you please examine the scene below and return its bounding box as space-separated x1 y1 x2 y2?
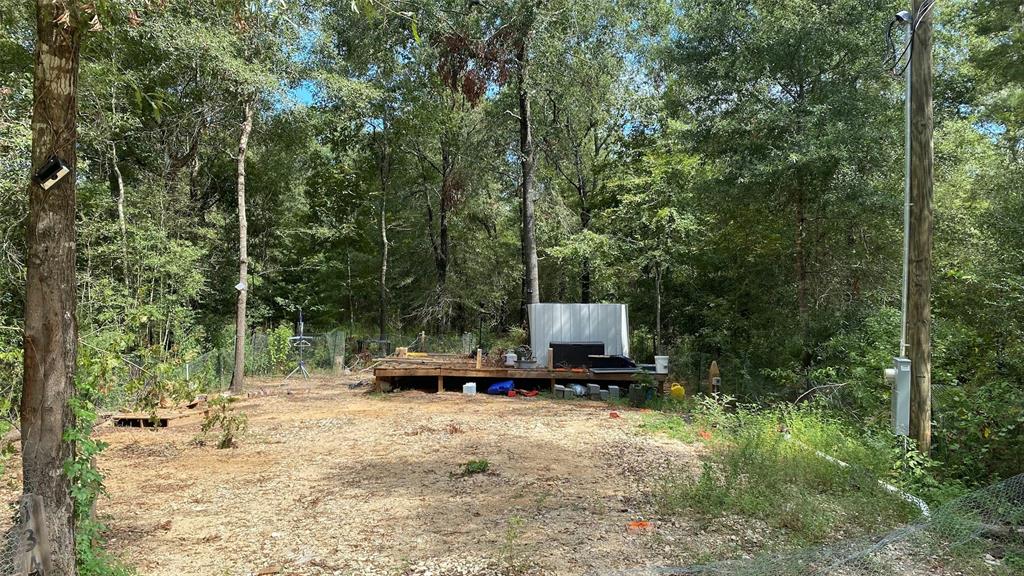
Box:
427 142 453 287
110 142 129 285
378 194 388 341
795 190 808 322
908 0 934 452
438 170 451 286
795 187 811 370
376 126 391 342
580 203 591 303
347 252 355 334
654 263 663 355
22 2 82 572
230 101 254 395
517 36 540 326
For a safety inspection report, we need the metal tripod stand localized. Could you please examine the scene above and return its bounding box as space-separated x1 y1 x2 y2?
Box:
286 308 313 380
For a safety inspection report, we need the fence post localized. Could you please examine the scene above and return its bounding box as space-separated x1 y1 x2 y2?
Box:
14 494 52 576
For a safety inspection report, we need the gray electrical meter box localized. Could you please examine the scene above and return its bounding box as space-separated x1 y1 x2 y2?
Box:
886 357 911 436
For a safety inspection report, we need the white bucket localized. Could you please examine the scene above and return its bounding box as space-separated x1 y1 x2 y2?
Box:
654 356 670 374
463 382 477 395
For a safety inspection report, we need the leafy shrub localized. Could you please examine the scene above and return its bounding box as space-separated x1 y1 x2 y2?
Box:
267 324 293 372
816 307 1024 486
198 396 248 449
70 347 136 575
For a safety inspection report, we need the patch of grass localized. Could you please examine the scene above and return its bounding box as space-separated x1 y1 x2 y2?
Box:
651 399 919 543
639 412 699 443
462 458 490 475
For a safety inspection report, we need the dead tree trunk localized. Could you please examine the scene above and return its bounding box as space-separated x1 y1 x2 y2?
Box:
517 36 540 326
22 2 82 572
231 101 254 395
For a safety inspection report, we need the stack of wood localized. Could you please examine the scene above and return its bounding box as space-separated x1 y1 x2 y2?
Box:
376 352 476 369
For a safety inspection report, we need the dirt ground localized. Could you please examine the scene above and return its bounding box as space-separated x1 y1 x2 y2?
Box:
9 375 715 576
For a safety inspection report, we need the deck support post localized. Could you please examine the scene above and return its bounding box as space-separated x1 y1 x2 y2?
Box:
437 374 444 393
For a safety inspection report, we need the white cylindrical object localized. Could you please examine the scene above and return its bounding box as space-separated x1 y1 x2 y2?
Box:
463 382 477 395
654 356 669 374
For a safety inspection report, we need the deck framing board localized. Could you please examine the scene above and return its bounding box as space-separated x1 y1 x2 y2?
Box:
374 366 666 382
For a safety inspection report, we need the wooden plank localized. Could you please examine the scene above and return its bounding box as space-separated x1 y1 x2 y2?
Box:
437 374 444 393
16 494 52 576
374 366 667 382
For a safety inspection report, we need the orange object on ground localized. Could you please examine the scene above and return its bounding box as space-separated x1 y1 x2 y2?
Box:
626 521 654 534
698 429 712 440
609 411 621 419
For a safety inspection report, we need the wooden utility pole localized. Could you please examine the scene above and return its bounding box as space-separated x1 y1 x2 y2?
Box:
231 100 254 395
23 2 82 571
907 0 934 452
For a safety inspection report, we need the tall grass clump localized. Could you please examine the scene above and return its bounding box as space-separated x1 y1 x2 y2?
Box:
652 397 920 542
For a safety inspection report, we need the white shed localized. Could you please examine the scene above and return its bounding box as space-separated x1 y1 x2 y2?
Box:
528 303 630 368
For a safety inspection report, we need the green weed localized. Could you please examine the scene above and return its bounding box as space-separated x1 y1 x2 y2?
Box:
462 458 490 475
500 515 531 575
651 401 920 543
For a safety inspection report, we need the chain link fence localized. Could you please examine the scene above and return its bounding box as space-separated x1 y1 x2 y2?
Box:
180 329 347 392
1 495 52 575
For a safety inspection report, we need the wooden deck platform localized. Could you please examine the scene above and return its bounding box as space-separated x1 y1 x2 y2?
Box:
373 365 667 393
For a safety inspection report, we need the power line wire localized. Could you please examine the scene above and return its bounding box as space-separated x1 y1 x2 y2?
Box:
886 0 938 76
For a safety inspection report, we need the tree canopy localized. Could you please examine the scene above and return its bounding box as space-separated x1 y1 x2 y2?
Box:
1 0 1022 527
